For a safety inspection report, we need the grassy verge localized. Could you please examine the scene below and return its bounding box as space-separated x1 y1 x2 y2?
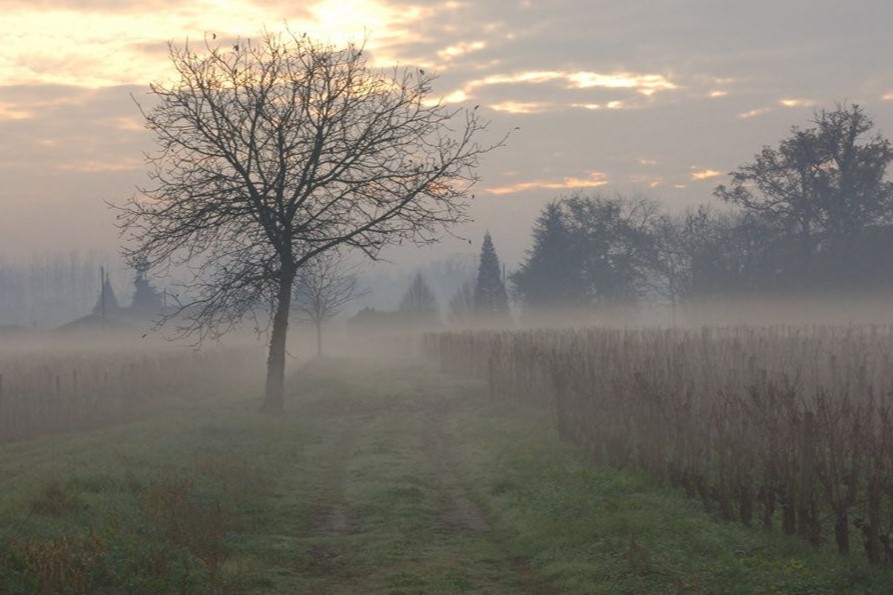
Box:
446 390 893 594
0 357 890 593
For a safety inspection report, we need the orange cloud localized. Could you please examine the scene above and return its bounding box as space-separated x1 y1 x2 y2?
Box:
486 172 609 195
489 101 550 114
691 168 721 181
0 1 431 88
566 71 677 94
442 69 679 105
779 98 816 108
0 102 34 120
437 40 486 60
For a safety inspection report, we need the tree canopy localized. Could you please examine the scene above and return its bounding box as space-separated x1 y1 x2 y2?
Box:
119 31 500 412
715 104 893 255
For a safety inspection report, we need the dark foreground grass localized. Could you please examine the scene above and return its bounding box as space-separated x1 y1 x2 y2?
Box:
0 357 891 593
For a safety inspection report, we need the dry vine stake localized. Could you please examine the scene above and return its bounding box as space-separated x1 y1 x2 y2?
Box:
425 326 893 564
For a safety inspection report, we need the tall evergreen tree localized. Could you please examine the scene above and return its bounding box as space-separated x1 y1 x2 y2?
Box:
473 232 510 325
510 201 585 313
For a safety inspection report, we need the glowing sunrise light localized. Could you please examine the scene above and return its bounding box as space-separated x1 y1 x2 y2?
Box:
486 171 609 195
437 41 486 60
779 98 816 108
691 168 721 181
0 102 34 120
567 71 677 94
489 101 550 114
0 0 427 88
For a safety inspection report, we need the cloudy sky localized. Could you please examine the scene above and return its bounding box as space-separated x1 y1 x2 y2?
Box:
2 0 893 267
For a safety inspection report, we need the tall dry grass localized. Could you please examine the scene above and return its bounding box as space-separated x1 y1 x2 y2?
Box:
425 326 893 564
0 343 258 442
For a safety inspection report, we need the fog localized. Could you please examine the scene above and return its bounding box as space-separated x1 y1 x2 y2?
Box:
4 3 893 590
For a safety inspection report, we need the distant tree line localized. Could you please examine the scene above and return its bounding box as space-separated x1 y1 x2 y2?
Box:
510 104 893 322
348 231 512 333
346 103 893 331
0 253 126 329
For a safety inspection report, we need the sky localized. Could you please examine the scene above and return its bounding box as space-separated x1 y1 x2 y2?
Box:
2 0 893 269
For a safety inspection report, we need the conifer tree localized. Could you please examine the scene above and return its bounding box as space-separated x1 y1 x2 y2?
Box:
510 201 585 313
473 232 510 325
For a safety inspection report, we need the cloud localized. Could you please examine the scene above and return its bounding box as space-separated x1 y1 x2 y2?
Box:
572 100 627 110
437 40 486 61
489 101 551 114
566 71 677 94
738 107 772 119
690 168 722 181
0 1 428 88
3 0 893 264
779 98 817 108
0 102 34 120
459 69 677 97
485 171 609 195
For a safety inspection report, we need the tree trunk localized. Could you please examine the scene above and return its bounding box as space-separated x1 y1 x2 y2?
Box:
315 319 323 358
262 272 294 414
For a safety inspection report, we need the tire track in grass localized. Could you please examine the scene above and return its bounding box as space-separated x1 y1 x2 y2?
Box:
299 398 372 585
423 395 557 595
307 421 361 538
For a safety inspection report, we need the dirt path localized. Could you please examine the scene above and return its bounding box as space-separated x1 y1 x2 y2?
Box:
421 394 556 595
307 421 361 538
288 365 555 593
422 399 490 533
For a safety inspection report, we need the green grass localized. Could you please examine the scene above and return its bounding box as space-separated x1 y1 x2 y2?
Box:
447 393 893 594
0 356 890 593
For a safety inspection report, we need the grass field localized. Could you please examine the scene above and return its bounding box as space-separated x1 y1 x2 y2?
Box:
1 357 892 593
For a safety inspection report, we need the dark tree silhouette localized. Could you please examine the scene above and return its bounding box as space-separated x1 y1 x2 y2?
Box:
512 195 660 321
563 193 660 307
117 31 501 413
473 232 510 326
715 104 893 268
399 272 438 327
510 201 584 314
292 251 366 358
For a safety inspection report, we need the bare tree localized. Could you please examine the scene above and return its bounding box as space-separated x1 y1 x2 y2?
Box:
293 251 366 358
118 31 502 412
